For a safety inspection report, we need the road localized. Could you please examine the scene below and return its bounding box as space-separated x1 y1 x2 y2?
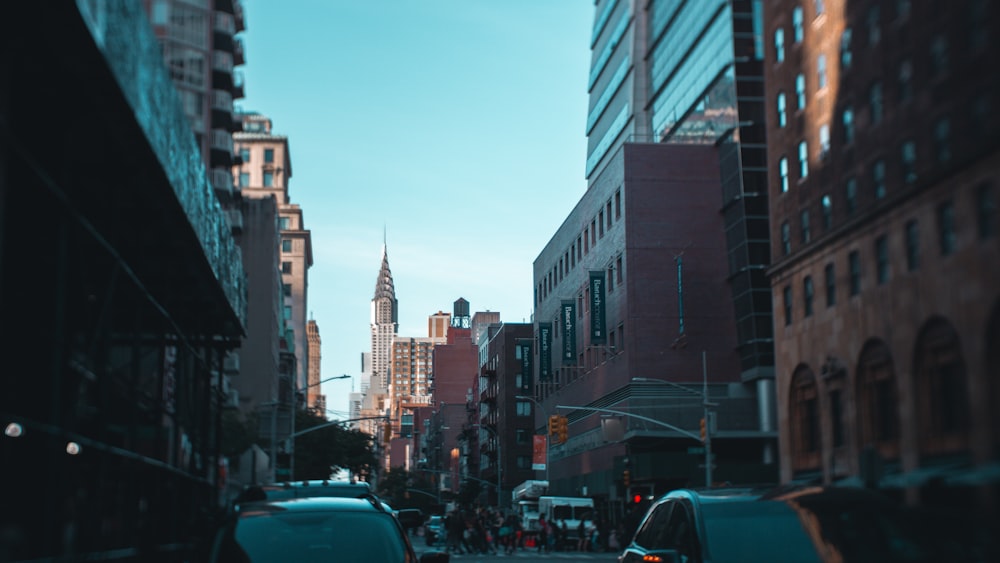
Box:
414 542 619 563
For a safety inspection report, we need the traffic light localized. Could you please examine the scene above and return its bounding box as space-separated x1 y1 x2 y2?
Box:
699 417 707 442
623 469 630 488
557 415 569 444
628 485 652 505
548 415 560 436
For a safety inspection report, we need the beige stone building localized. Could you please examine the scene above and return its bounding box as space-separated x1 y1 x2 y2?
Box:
764 0 1000 511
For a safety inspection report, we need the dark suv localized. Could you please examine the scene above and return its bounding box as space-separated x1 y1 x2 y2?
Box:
209 496 449 563
618 485 956 563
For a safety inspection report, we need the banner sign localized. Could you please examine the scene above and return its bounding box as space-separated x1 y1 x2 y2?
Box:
590 271 607 344
532 434 547 470
561 300 577 363
518 339 532 391
538 323 552 381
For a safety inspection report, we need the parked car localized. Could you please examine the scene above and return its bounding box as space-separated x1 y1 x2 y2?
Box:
425 515 445 546
207 496 449 563
618 485 956 563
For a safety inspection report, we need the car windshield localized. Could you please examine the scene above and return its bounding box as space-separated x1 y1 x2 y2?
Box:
216 510 407 563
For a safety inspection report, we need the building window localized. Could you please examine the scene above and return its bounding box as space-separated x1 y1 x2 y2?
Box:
283 284 292 298
801 210 811 244
803 276 814 317
281 239 292 253
793 6 804 42
905 220 920 271
898 60 912 102
777 92 787 127
870 82 883 124
819 124 830 159
930 35 949 78
867 5 880 45
978 183 996 239
840 28 853 69
607 201 613 229
281 261 292 274
875 235 889 284
896 0 911 20
264 148 274 163
599 210 605 237
615 189 622 218
798 141 809 179
279 217 290 230
900 141 917 183
846 177 858 214
796 74 807 110
934 118 951 163
781 222 791 255
873 159 886 199
790 369 820 469
849 250 861 296
842 106 855 144
775 28 785 62
607 265 614 291
617 256 623 284
516 401 531 416
283 306 292 320
822 195 833 231
783 286 793 326
780 157 790 192
825 263 836 307
516 429 530 444
938 200 956 256
263 171 274 187
817 55 827 89
239 172 249 187
240 147 250 163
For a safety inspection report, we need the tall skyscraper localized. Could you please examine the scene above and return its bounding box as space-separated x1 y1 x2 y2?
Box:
527 0 778 497
363 245 398 454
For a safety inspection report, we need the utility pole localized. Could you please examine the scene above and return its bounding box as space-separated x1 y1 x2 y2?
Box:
703 350 712 488
516 395 550 483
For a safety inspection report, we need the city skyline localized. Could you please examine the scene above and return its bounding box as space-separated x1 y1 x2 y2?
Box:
238 1 593 418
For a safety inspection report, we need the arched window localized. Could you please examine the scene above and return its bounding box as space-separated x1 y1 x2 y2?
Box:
914 317 970 457
790 367 821 471
856 340 900 459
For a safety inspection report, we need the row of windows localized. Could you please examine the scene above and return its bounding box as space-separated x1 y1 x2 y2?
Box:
537 189 623 304
782 187 996 325
778 128 972 257
237 147 275 164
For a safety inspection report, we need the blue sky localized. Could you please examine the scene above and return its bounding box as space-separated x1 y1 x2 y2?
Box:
240 1 593 418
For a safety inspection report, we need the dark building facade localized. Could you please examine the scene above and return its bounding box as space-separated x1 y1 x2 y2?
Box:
763 0 1000 511
1 2 246 560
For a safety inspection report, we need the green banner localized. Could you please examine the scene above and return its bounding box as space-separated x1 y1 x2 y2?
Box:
561 300 577 363
538 323 552 381
519 339 533 390
590 271 607 344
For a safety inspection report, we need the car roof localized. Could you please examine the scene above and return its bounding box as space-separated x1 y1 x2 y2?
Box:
237 496 389 515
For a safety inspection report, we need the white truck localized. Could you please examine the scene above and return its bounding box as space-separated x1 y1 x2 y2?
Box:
511 479 548 532
538 495 595 542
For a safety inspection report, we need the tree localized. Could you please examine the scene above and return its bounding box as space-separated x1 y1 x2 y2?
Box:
293 409 378 480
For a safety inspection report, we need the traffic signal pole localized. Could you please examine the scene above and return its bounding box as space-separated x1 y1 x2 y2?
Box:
702 350 712 488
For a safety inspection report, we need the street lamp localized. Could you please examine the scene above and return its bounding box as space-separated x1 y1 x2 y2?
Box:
515 395 549 483
289 374 350 481
631 350 717 487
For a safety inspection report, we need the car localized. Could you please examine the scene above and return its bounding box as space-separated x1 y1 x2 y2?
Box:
617 485 953 563
207 496 449 563
395 508 424 533
425 515 445 546
234 480 373 504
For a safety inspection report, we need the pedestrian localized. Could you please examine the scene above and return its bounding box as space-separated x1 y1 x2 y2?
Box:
445 510 465 555
537 514 549 553
577 519 588 552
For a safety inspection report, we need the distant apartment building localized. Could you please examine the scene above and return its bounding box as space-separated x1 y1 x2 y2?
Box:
233 113 314 394
526 0 777 499
763 0 1000 504
429 311 450 339
306 319 325 413
390 336 438 437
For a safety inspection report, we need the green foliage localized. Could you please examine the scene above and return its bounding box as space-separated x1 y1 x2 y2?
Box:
292 409 378 480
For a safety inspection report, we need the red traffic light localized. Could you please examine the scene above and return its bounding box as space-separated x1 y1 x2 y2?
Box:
632 494 643 504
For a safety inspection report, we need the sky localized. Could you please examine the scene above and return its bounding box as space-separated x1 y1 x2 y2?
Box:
240 1 594 419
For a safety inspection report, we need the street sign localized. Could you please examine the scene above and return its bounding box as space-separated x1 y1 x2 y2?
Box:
687 447 705 455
